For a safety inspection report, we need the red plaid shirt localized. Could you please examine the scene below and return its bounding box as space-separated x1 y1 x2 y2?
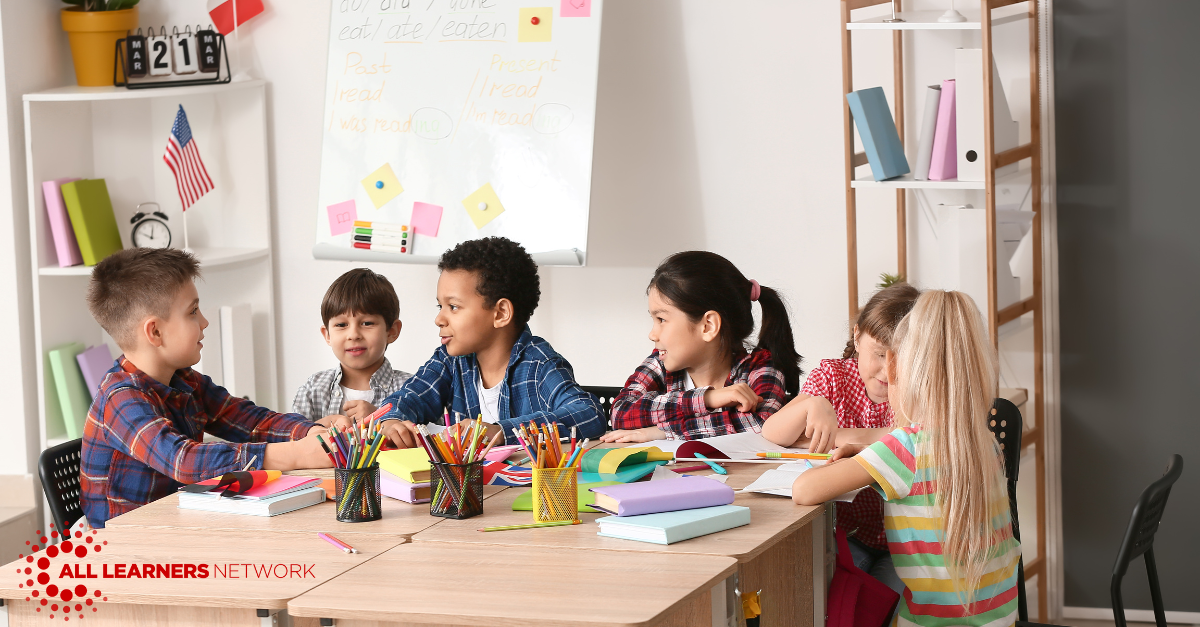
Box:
801 358 893 550
81 356 315 528
611 348 786 440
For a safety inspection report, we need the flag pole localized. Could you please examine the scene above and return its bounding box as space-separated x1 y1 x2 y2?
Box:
183 210 190 252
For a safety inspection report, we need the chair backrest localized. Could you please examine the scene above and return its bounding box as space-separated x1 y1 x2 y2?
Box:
987 398 1027 621
1112 454 1183 580
581 386 623 427
38 439 84 533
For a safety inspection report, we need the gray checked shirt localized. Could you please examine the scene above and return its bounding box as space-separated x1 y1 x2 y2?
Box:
291 358 411 422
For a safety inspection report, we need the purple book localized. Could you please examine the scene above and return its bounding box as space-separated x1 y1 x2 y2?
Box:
928 79 958 181
589 476 735 517
75 344 113 400
42 178 83 267
381 471 431 504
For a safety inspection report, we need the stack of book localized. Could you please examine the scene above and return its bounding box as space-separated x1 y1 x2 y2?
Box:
377 447 432 504
590 476 749 545
42 178 123 268
178 475 326 517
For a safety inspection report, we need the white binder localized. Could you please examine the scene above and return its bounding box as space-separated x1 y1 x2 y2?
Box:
220 304 256 402
955 49 1019 182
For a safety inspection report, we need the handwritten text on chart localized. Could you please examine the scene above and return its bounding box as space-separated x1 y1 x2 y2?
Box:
337 0 509 42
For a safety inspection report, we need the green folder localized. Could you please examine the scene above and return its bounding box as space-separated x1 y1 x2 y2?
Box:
43 358 67 440
61 179 123 266
48 342 92 439
512 481 621 513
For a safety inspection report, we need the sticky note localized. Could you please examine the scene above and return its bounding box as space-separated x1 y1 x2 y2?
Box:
327 199 357 236
560 0 590 17
518 7 553 42
361 163 403 209
411 202 443 237
462 183 506 230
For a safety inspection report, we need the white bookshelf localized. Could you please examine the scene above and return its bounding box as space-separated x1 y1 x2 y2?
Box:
24 79 280 460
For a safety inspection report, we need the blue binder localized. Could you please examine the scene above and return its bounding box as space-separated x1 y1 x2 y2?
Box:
846 87 910 181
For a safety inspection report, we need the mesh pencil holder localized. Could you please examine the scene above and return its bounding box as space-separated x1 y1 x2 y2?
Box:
532 467 579 524
429 460 484 520
335 464 382 523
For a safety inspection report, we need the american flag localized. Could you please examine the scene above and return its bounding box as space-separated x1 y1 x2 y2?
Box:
163 105 214 211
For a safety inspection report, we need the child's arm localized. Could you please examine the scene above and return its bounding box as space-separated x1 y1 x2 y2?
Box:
762 394 839 452
501 357 607 442
834 427 893 447
610 354 711 433
791 446 875 505
600 426 668 443
198 374 318 444
376 348 456 448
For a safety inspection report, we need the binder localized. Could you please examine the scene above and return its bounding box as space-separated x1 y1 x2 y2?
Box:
928 80 958 181
220 304 256 401
913 85 942 181
196 310 224 386
48 342 91 439
845 87 909 181
60 179 123 266
955 49 1020 182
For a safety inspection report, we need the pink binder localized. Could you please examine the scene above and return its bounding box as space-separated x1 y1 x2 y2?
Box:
928 80 958 181
42 178 82 267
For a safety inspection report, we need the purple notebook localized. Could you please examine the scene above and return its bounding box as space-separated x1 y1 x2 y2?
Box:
381 471 431 504
589 476 735 517
75 344 113 400
43 178 82 267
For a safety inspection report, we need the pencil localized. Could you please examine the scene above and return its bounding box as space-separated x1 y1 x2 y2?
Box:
755 452 832 460
479 520 581 532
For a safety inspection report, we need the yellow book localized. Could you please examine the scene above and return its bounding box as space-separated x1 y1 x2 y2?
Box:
376 447 431 483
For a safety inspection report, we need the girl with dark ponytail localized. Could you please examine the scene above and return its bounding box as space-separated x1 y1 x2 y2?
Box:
601 251 802 443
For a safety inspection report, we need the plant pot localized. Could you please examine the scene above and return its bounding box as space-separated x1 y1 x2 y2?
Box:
61 7 139 87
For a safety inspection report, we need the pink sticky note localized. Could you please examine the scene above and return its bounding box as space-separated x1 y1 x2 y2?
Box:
411 201 443 237
560 0 590 17
327 199 357 236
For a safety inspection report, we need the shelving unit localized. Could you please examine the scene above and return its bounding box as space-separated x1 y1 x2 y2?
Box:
24 79 280 455
840 0 1047 619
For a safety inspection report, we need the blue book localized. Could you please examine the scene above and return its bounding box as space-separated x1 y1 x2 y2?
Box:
846 87 910 181
596 504 750 545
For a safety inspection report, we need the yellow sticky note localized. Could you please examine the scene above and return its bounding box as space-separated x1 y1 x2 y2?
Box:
361 163 404 209
462 183 506 230
518 7 553 42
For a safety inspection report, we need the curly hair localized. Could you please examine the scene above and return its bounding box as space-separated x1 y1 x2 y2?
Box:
438 237 541 328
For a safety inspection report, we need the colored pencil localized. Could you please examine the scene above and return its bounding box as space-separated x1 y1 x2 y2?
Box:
755 452 832 460
480 520 581 532
318 532 353 553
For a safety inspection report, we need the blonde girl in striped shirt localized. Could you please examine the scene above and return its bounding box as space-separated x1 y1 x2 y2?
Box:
792 290 1020 627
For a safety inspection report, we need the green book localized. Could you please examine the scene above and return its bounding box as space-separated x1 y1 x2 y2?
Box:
511 481 621 513
48 342 92 439
60 179 123 266
43 358 67 440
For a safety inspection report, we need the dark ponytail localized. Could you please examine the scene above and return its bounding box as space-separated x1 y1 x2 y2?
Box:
649 251 803 395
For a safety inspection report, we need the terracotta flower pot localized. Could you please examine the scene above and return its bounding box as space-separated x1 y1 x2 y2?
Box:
60 7 139 87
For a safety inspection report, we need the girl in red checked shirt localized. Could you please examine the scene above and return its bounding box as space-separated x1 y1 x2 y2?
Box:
601 251 802 443
762 282 920 593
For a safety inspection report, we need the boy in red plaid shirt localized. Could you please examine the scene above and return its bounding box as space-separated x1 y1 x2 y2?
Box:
80 249 346 528
762 282 920 593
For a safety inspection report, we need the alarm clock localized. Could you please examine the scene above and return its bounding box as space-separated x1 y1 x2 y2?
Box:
130 203 172 249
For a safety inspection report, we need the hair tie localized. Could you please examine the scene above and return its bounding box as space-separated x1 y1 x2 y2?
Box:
749 279 761 302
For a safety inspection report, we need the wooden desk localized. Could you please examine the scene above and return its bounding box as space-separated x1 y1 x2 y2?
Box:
412 462 827 627
0 528 403 627
104 485 508 540
288 542 738 627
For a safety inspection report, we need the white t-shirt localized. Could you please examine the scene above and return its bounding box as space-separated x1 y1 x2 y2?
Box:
340 385 374 403
683 371 696 391
476 372 503 424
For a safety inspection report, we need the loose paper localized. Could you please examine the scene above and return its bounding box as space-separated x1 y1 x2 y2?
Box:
462 183 506 229
361 163 404 209
326 199 357 236
560 0 591 17
411 201 443 237
740 462 861 502
518 7 554 42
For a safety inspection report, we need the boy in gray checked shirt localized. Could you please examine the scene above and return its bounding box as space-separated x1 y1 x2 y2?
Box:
292 269 411 422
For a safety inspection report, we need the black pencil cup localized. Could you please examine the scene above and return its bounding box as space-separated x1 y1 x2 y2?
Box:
429 460 484 520
335 464 382 523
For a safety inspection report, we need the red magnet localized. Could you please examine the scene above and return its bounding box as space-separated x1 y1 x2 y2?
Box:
531 16 540 25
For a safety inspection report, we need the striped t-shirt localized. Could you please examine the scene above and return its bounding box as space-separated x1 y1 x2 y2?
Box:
855 425 1021 627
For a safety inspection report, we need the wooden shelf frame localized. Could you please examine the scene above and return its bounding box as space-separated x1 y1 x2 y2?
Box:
840 0 1048 619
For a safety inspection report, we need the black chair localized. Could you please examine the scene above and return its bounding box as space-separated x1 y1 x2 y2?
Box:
1111 454 1182 627
988 398 1030 622
581 386 623 427
38 438 84 533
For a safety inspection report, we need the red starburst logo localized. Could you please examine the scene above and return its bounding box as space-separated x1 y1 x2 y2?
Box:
16 523 107 621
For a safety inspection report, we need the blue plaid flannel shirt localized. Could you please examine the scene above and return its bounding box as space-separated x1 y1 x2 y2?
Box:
379 326 606 443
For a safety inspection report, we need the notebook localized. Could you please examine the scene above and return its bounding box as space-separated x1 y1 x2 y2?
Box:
60 179 123 266
596 505 751 545
42 178 82 267
512 481 620 513
47 342 91 439
377 447 431 483
846 87 909 181
177 485 326 516
589 476 735 517
75 344 113 400
381 471 431 504
739 462 863 502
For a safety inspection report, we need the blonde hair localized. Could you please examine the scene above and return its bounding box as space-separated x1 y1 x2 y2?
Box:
889 290 1011 604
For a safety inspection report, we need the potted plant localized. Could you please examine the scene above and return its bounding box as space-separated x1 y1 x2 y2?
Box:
59 0 140 87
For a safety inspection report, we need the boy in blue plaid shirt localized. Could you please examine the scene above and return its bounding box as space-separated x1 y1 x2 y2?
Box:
378 237 605 448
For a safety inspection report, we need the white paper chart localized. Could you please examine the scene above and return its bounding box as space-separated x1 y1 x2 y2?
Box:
314 0 603 266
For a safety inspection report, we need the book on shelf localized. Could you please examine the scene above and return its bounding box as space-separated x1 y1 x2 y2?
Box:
928 79 958 181
955 48 1020 182
47 342 91 440
589 476 735 517
846 86 909 181
913 84 942 181
177 485 326 517
75 344 113 400
220 304 256 401
60 179 123 267
596 504 751 545
41 178 83 268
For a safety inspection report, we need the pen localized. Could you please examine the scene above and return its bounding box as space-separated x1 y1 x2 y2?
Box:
693 453 728 475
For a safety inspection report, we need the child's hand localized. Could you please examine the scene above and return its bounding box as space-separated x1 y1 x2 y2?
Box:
314 414 353 431
295 431 336 469
703 383 762 413
341 400 378 422
380 419 422 449
830 442 867 461
804 399 839 454
599 427 668 443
